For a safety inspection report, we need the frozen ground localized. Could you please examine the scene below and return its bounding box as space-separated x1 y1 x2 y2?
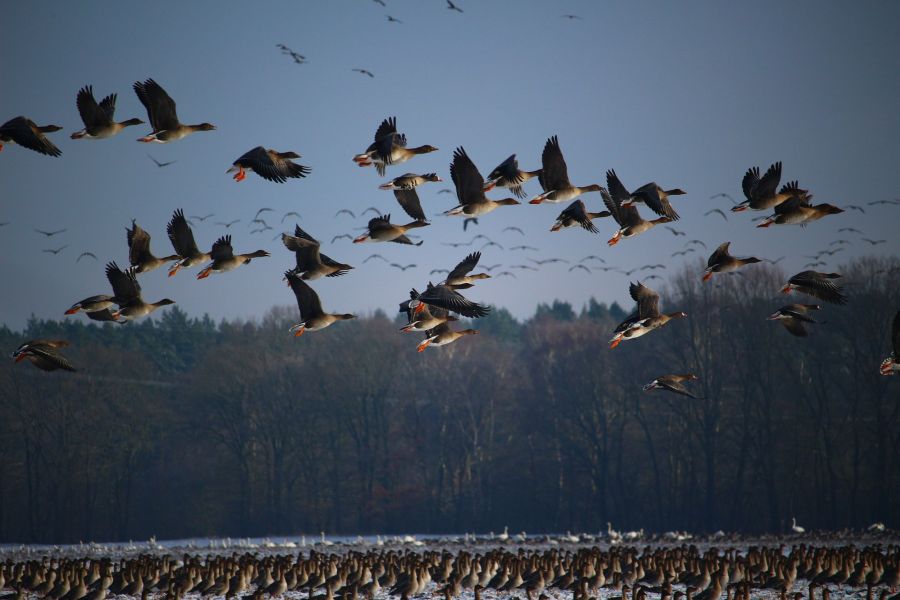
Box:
1 532 897 600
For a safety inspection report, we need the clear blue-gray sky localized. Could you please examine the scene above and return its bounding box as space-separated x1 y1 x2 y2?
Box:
2 1 898 330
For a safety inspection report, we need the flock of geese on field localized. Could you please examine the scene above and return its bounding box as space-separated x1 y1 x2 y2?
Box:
3 77 899 385
1 541 900 600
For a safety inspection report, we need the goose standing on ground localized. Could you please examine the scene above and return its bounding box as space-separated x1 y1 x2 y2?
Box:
756 195 844 227
399 290 458 332
285 272 355 336
353 214 428 245
732 162 803 212
416 323 479 352
132 78 216 143
166 209 211 277
622 181 685 220
768 304 823 337
444 147 520 217
0 116 62 156
550 199 610 233
227 146 310 182
127 220 180 274
352 116 438 176
529 136 603 204
880 310 899 375
282 224 353 280
409 282 491 318
11 340 76 372
609 282 686 349
605 171 672 246
781 271 848 305
442 251 490 289
702 242 762 281
70 85 144 140
105 262 175 321
484 154 542 199
197 235 270 279
379 172 442 190
642 374 701 398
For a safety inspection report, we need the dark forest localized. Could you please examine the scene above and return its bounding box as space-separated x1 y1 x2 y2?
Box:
1 258 897 544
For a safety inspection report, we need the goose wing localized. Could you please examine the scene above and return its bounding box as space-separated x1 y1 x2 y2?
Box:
133 78 180 132
788 271 847 305
630 281 660 318
450 147 486 206
393 188 426 221
285 272 324 320
76 85 113 128
752 161 782 200
126 221 153 265
167 209 200 257
632 182 679 220
446 251 481 280
0 116 62 156
559 200 598 233
210 235 235 261
417 283 490 318
538 135 571 191
707 242 732 268
105 261 141 305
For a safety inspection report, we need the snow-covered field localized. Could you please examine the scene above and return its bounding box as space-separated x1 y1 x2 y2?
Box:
1 532 896 600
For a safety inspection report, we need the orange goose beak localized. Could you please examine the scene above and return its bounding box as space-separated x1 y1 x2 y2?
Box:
702 272 713 282
64 307 80 315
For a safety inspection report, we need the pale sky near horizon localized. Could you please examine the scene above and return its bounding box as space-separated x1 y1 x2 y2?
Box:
2 1 899 330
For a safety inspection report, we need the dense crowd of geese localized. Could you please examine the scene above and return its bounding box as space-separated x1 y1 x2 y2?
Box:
2 537 900 600
4 77 900 385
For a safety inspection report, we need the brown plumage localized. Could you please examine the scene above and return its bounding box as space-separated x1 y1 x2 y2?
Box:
702 242 761 281
550 199 610 233
446 147 520 217
530 136 603 204
133 78 216 143
197 235 270 278
0 116 62 156
768 304 823 337
609 282 686 348
353 214 429 244
11 340 76 372
781 271 848 305
282 224 353 280
166 209 210 276
227 146 310 183
605 170 672 245
127 220 180 273
71 85 144 140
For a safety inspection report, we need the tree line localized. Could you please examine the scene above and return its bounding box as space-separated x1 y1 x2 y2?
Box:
0 257 897 544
